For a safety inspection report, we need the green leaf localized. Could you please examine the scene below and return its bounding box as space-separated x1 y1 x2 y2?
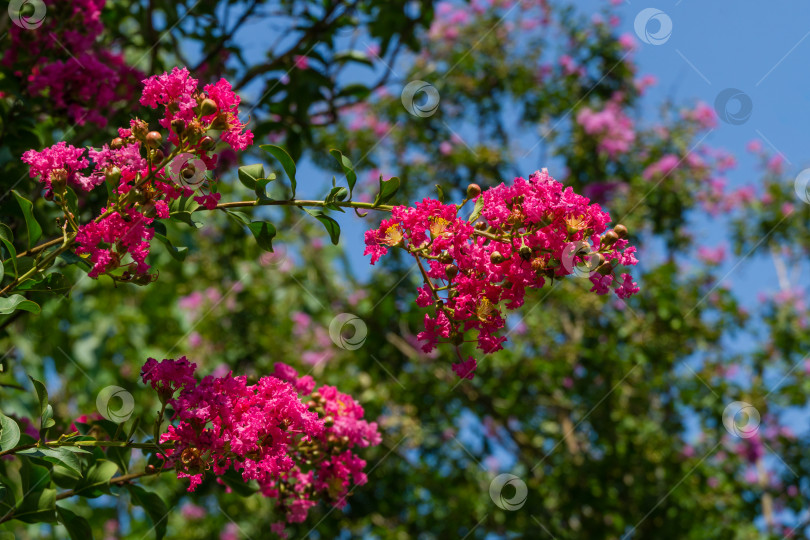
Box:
28 375 48 420
435 184 446 203
63 187 79 217
56 505 93 540
303 208 340 245
169 211 202 229
16 273 72 296
219 468 259 496
127 484 169 540
255 177 275 200
18 447 86 475
75 460 118 498
12 191 42 248
248 221 277 252
260 145 297 197
41 404 55 429
372 175 400 207
0 294 40 315
238 163 265 190
151 223 188 262
468 197 485 223
225 210 251 227
0 259 4 283
0 413 20 451
329 149 358 197
15 488 56 523
0 224 17 275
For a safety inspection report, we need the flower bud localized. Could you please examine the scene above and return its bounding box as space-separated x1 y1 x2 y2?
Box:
200 98 218 116
466 183 481 198
490 251 505 264
614 224 628 238
105 166 121 185
518 245 532 260
199 136 215 151
152 149 165 163
439 251 453 264
602 230 619 246
171 118 186 135
145 131 163 148
146 464 156 473
181 164 197 180
211 115 228 130
474 221 487 230
324 416 335 427
445 264 459 278
131 119 149 140
50 168 68 192
110 137 124 150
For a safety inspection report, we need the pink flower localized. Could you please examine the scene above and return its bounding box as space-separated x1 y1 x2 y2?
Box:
293 55 309 70
22 142 89 194
697 245 726 266
366 170 639 361
576 95 636 158
452 357 477 380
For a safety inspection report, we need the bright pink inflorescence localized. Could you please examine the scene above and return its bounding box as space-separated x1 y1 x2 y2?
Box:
364 170 639 372
22 68 253 281
141 358 380 535
4 0 141 127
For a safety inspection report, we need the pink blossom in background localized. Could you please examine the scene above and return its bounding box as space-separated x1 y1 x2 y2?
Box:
642 154 679 181
293 55 309 69
682 102 718 130
576 96 636 158
746 139 763 153
697 245 726 266
767 154 784 174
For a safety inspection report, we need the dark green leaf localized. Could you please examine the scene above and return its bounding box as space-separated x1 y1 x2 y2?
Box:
248 221 277 252
127 484 169 540
0 224 17 275
329 149 358 197
15 488 56 523
28 375 48 420
75 460 118 498
12 191 42 248
303 208 340 245
260 145 297 197
16 273 72 296
373 175 400 207
56 505 93 540
18 447 86 475
219 468 259 496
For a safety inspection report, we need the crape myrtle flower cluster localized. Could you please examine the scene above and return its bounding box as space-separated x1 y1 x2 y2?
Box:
141 358 380 535
4 0 142 127
22 67 253 281
365 170 639 375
